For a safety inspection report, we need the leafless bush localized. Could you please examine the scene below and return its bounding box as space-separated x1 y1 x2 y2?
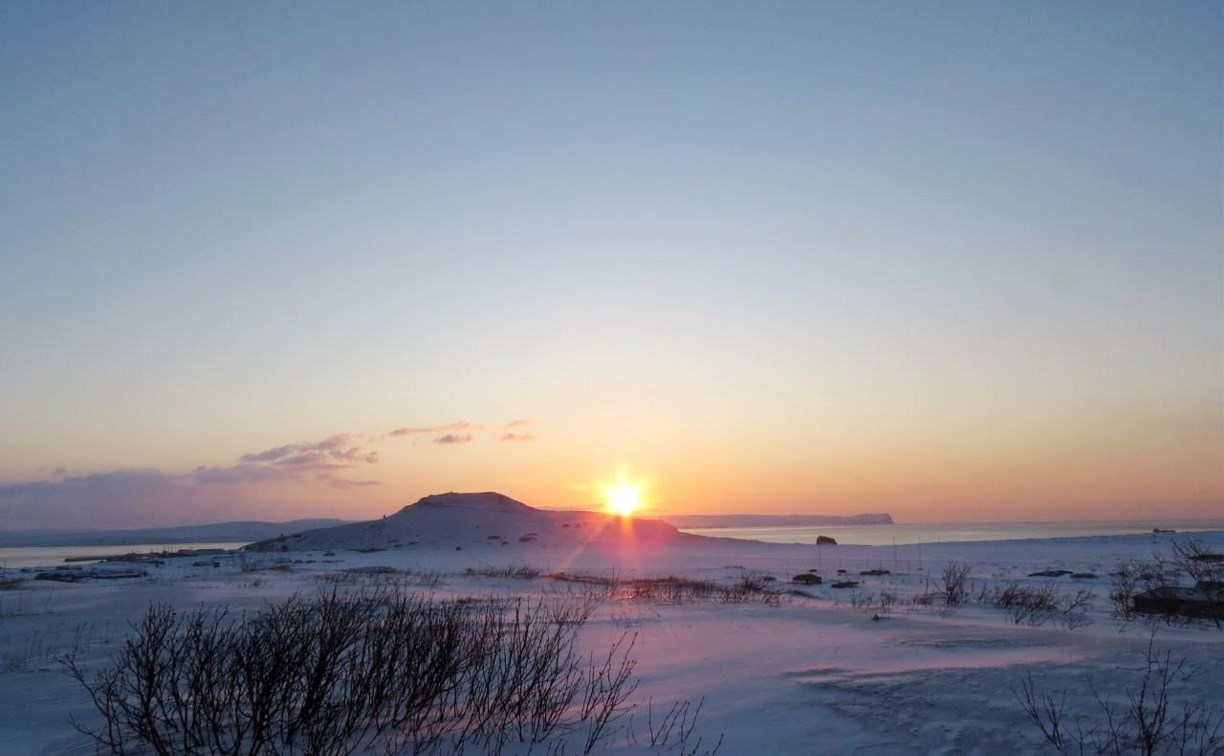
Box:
549 572 620 601
716 574 784 606
1110 543 1224 629
985 582 1093 629
1171 540 1224 588
845 589 892 611
464 565 544 579
237 553 292 574
628 576 717 602
909 575 938 609
848 590 874 610
1111 557 1177 623
1017 635 1224 754
63 588 704 755
632 698 724 756
316 567 443 588
1059 589 1095 630
549 573 783 606
942 561 973 606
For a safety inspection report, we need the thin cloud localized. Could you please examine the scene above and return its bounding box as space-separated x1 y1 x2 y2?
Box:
240 434 373 466
240 444 299 463
194 464 298 485
324 478 381 489
0 469 177 503
388 421 474 437
0 469 185 529
1 420 537 528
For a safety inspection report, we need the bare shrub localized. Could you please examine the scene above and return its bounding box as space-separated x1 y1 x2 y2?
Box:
986 583 1093 629
317 567 443 588
63 588 709 756
942 561 972 606
464 565 544 579
1111 544 1224 629
1059 588 1095 630
549 573 782 606
849 590 899 615
632 698 724 756
849 590 875 610
1171 540 1224 588
1111 561 1143 622
628 576 716 603
1111 557 1177 623
910 582 938 608
1017 635 1224 755
716 574 784 606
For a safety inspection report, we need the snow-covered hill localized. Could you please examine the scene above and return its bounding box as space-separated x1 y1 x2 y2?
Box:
246 492 685 552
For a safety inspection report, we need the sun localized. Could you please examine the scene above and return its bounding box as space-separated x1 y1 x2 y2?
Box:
604 481 642 518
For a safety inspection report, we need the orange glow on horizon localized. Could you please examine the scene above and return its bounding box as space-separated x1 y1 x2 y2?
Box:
604 481 644 518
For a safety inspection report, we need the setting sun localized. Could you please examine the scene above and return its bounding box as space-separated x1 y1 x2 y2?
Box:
605 482 643 518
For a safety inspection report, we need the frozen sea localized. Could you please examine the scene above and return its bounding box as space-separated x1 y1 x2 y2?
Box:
679 518 1223 546
0 541 252 570
4 519 1221 570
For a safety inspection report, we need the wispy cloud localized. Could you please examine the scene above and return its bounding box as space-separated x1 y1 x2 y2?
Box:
0 469 189 529
0 431 387 529
193 464 298 485
0 469 177 505
0 420 537 528
240 434 374 467
230 433 382 488
387 421 474 437
324 477 381 489
387 420 536 446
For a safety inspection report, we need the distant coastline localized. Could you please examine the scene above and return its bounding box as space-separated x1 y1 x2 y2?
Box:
0 519 348 548
678 519 1224 547
659 513 894 529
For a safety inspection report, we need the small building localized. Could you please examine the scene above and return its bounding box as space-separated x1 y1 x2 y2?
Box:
1133 585 1224 620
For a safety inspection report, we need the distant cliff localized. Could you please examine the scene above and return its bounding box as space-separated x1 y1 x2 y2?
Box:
659 513 894 529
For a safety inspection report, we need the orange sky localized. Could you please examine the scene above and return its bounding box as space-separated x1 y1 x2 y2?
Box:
1 3 1222 529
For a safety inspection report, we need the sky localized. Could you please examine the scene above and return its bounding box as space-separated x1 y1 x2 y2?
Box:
1 1 1221 529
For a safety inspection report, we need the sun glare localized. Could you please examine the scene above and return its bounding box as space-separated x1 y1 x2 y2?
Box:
605 482 642 518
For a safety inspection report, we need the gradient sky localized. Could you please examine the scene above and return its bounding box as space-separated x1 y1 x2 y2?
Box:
2 1 1221 529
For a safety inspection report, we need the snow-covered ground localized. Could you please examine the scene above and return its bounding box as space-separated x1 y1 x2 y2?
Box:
1 504 1220 755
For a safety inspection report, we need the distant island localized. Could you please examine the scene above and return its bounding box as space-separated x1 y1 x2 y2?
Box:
659 513 894 529
0 519 348 548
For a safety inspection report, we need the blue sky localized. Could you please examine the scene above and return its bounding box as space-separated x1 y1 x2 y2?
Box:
1 2 1220 527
